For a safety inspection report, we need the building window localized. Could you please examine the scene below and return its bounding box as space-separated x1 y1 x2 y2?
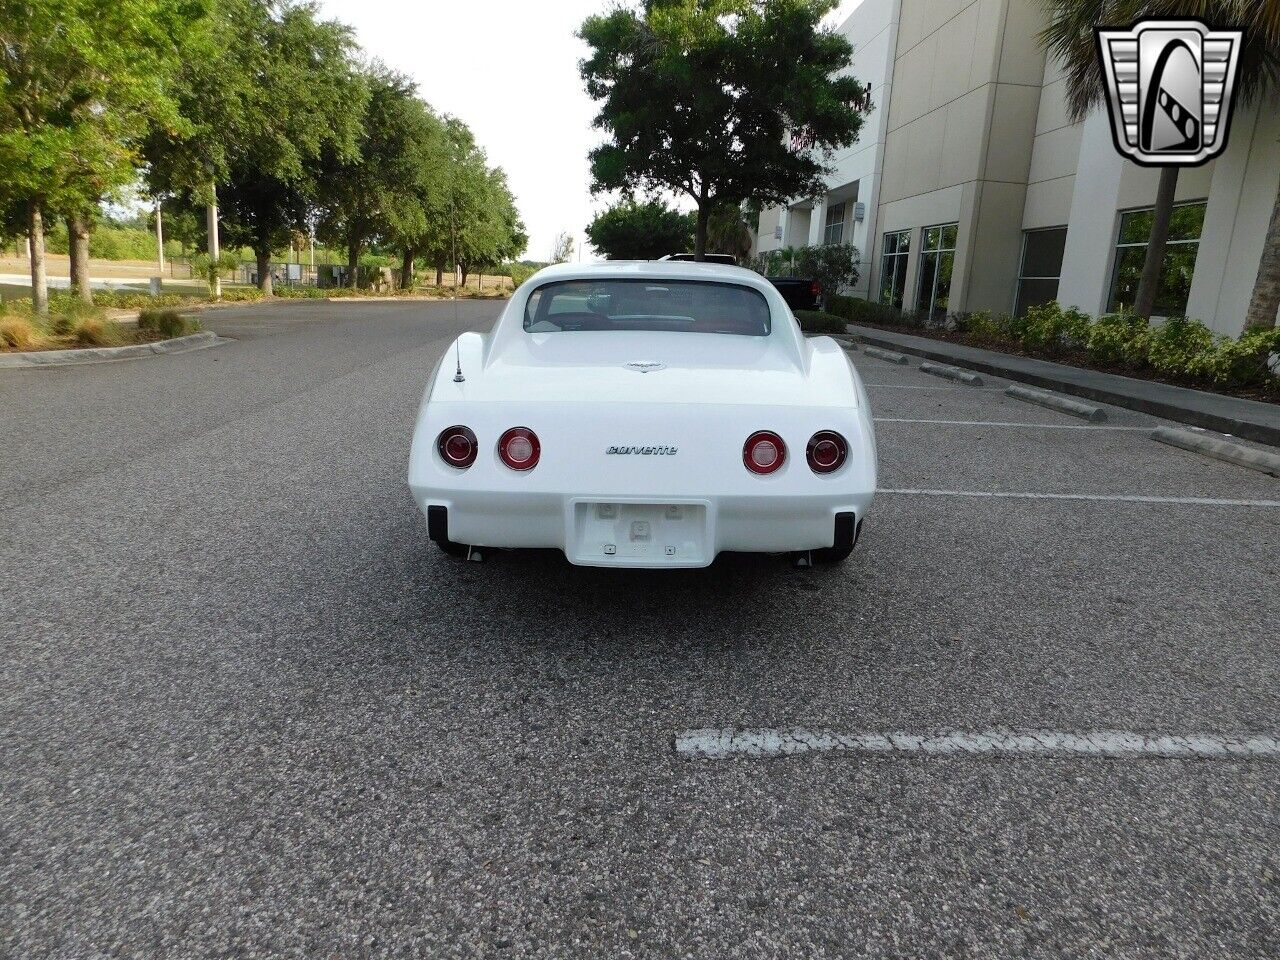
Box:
1109 202 1205 316
1015 227 1067 317
823 202 846 245
879 230 910 308
916 223 957 318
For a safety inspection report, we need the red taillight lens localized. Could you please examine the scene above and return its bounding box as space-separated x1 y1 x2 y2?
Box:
743 431 786 475
810 280 821 298
498 427 540 470
437 425 477 468
807 430 848 473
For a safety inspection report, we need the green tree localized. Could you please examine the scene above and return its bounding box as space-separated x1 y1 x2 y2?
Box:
379 98 450 289
1041 1 1280 325
0 0 205 312
586 199 695 260
316 66 433 288
706 202 756 260
579 0 864 261
147 0 366 296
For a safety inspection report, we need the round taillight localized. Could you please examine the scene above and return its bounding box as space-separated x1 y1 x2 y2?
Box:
437 425 477 468
807 430 848 473
498 427 540 470
743 431 786 475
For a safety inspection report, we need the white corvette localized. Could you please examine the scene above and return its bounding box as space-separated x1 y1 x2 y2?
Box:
408 260 876 568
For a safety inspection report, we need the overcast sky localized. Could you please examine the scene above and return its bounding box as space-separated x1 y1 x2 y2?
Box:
316 0 864 262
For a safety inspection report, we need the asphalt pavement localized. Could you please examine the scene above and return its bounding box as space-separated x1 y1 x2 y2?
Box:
2 299 1278 958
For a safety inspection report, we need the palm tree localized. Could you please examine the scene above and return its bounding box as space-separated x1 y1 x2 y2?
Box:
1040 0 1280 327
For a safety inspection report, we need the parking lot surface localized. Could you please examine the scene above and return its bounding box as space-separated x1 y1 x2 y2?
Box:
2 300 1278 958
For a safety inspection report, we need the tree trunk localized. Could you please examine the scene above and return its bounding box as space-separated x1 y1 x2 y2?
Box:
1244 178 1280 331
68 213 93 304
400 248 414 289
256 249 273 297
29 202 48 316
1133 166 1179 319
694 203 710 261
459 262 469 286
347 243 360 289
435 259 444 286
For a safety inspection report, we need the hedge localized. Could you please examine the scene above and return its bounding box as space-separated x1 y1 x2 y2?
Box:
823 295 1279 393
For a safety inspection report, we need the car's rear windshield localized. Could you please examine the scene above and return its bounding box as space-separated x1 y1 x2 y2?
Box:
523 279 770 336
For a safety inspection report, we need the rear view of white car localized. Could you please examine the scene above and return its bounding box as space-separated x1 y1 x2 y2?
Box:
408 260 876 568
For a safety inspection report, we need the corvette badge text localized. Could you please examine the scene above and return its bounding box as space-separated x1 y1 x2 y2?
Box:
606 446 678 455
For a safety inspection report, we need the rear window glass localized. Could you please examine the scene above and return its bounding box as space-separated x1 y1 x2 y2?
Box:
523 279 770 336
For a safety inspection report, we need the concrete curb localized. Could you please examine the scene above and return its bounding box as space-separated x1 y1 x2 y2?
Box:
1005 384 1107 422
1151 427 1280 477
848 324 1280 448
0 331 224 368
920 361 983 386
864 346 908 365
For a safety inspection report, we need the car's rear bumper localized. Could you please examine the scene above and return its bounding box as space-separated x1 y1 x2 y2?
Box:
413 489 874 568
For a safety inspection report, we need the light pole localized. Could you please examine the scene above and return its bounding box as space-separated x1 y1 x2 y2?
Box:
155 200 165 275
206 183 222 299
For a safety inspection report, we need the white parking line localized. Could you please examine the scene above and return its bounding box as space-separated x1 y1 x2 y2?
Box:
878 488 1280 508
874 418 1148 431
676 728 1280 760
861 383 1003 391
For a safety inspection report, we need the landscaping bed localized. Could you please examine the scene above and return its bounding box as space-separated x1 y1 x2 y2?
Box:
826 294 1280 404
0 301 200 354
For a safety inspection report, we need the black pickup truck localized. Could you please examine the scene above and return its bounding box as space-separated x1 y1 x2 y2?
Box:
766 277 822 312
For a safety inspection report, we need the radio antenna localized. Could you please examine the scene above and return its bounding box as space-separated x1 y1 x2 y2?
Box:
450 186 465 383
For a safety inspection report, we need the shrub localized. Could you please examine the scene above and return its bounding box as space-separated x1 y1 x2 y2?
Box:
69 315 123 347
1146 316 1215 376
954 309 1011 345
218 287 265 302
1017 302 1090 354
825 293 905 327
1086 311 1150 367
137 308 191 338
793 309 849 334
0 316 41 350
1188 327 1280 386
47 296 104 336
793 243 861 299
93 290 200 310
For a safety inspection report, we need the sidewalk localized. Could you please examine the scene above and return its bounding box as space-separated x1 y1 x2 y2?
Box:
847 324 1280 448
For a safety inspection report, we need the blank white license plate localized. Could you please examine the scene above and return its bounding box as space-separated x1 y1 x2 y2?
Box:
570 501 708 564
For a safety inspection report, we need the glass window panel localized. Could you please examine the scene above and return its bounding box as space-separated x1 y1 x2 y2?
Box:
917 252 938 313
1016 278 1060 317
923 227 940 252
525 279 771 335
941 224 958 249
1109 247 1146 312
1109 203 1204 315
1021 228 1067 278
1167 203 1205 242
934 251 954 313
1117 209 1152 244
